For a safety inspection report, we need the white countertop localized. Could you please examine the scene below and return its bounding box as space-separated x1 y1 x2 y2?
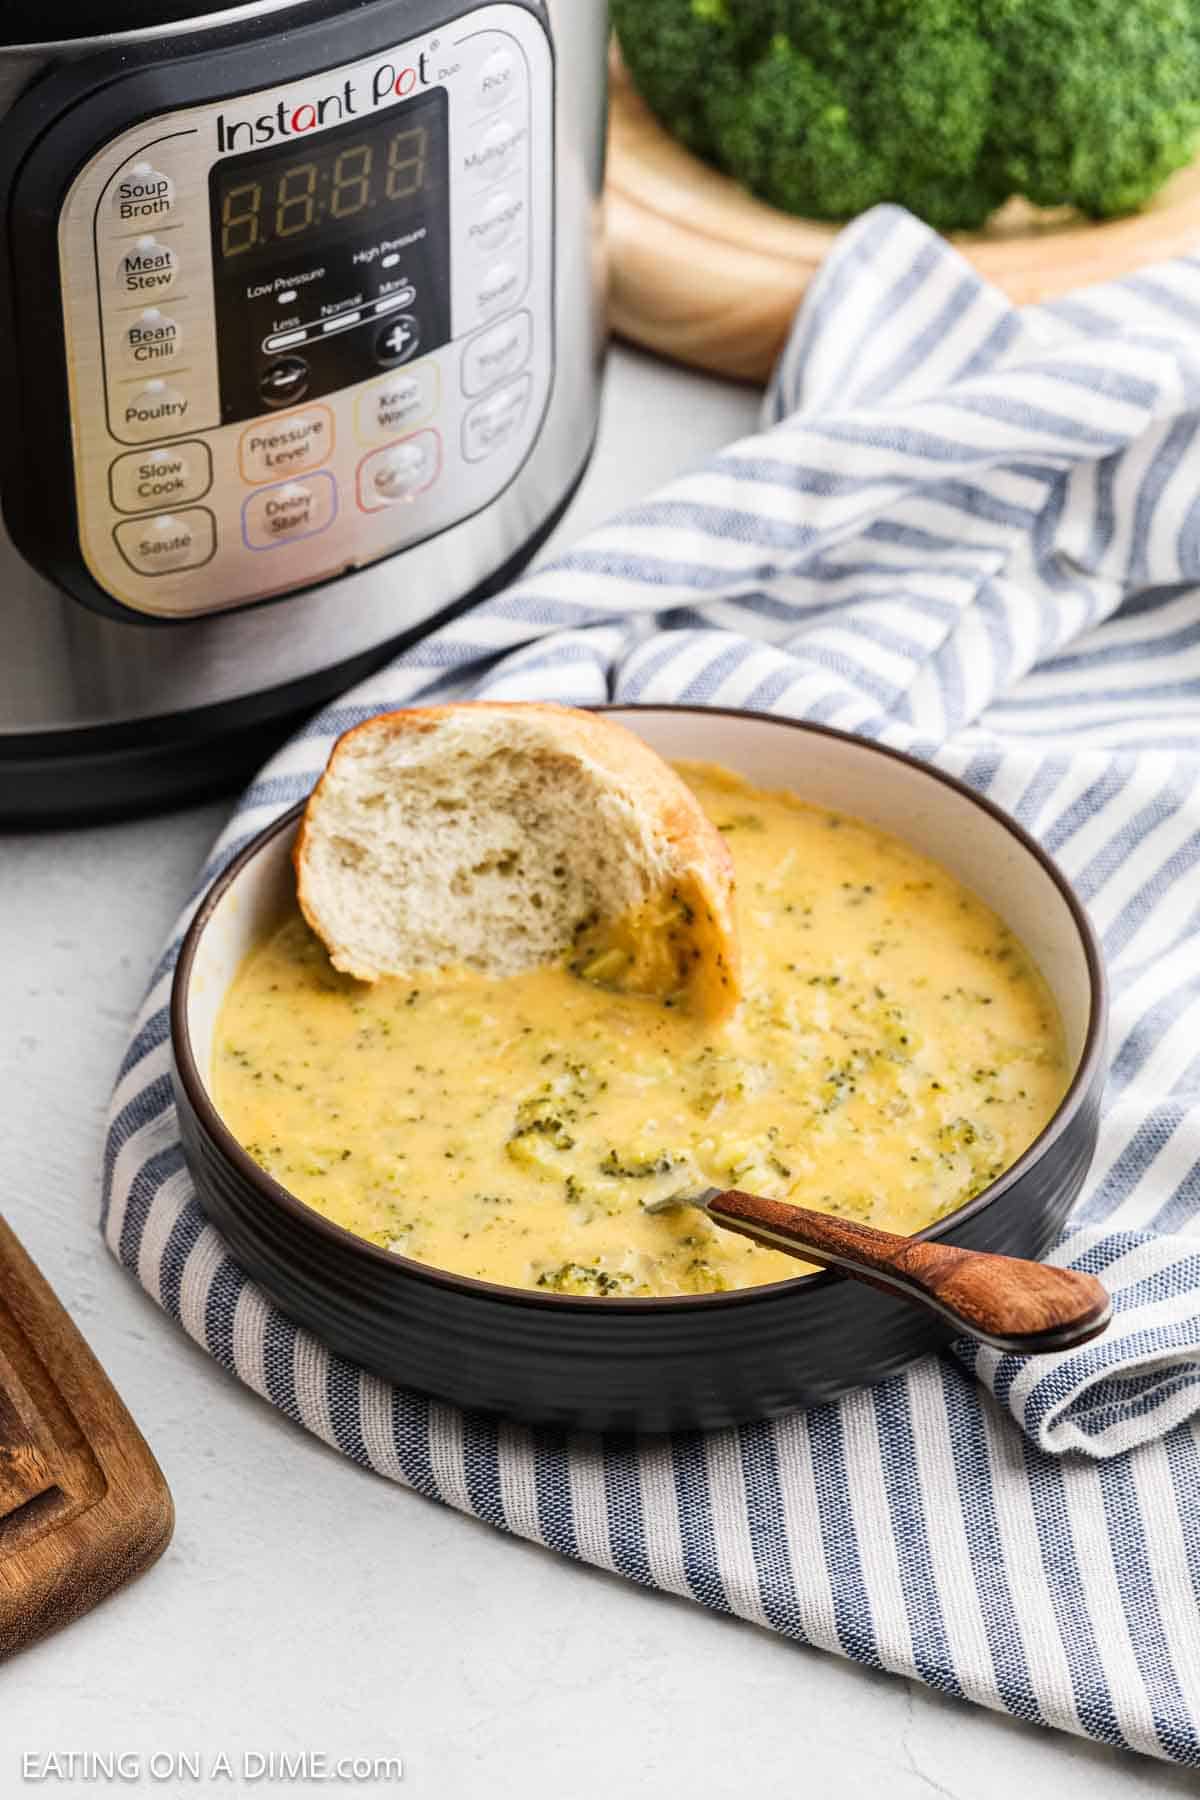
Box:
2 346 1191 1800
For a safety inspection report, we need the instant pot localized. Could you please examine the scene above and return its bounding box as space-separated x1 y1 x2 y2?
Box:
0 0 608 821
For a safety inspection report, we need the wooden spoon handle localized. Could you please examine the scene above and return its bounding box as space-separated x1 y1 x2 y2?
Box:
707 1190 1111 1354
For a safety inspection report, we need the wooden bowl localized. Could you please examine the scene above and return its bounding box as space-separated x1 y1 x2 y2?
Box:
608 52 1200 384
171 707 1107 1432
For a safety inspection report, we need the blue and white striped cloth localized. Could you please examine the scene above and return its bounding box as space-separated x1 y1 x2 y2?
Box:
105 208 1200 1765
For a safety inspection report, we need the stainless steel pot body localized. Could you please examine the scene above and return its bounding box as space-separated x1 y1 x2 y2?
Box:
0 0 608 815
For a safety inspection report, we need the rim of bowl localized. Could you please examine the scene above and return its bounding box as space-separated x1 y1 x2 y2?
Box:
170 705 1109 1314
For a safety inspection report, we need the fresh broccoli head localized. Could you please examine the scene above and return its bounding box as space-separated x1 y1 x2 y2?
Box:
613 0 1200 230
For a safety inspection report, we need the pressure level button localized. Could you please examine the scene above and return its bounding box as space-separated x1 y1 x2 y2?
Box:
113 163 175 224
117 237 177 296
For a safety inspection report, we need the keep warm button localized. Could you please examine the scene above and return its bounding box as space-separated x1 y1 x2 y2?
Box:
113 508 215 577
243 473 337 550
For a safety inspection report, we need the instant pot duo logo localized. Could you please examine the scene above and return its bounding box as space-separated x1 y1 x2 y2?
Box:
215 49 435 152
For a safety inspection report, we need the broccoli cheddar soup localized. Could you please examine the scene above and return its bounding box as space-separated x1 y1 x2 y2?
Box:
213 763 1068 1297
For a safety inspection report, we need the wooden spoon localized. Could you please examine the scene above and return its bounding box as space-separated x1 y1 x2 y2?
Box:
646 1187 1110 1354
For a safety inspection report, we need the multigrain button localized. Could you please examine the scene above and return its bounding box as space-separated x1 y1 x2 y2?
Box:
109 441 212 513
461 311 531 397
243 473 337 550
358 431 441 510
477 45 518 110
112 163 175 225
125 308 182 368
356 361 439 443
120 378 191 440
462 374 532 462
469 190 524 253
239 406 334 483
113 508 215 576
117 236 177 297
464 117 526 187
477 260 521 316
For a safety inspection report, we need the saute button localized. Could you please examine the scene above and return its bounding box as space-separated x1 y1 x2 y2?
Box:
259 355 309 408
464 117 526 187
239 406 334 483
357 361 438 442
112 163 175 225
461 311 531 396
113 508 215 576
243 472 337 550
117 236 178 297
358 431 441 510
462 374 532 462
125 308 182 368
469 190 524 253
477 45 519 111
109 441 212 513
476 260 521 317
120 378 191 440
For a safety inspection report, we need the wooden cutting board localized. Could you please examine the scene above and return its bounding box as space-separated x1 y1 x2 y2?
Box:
0 1218 173 1659
607 51 1200 383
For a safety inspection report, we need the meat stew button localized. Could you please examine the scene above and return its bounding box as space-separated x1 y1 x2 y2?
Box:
117 236 177 296
113 509 215 576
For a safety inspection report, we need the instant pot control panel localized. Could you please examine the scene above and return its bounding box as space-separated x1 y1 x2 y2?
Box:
23 3 554 620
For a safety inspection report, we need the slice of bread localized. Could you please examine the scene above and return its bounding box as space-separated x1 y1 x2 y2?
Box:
294 702 741 1016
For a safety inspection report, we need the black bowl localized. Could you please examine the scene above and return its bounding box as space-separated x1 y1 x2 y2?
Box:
171 706 1107 1431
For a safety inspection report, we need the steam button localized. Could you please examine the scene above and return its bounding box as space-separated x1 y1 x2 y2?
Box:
113 508 215 576
476 260 521 317
117 236 178 297
113 163 175 225
477 46 518 111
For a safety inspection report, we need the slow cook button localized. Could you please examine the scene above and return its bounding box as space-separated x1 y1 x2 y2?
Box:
469 190 525 253
117 236 178 297
461 311 532 397
113 508 215 576
120 378 191 440
462 375 532 463
109 440 212 513
464 117 526 188
477 44 519 111
112 163 175 226
358 431 441 510
356 360 439 443
239 405 334 483
243 472 337 550
125 307 182 368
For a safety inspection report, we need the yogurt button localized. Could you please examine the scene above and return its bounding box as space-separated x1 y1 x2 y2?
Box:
476 260 521 316
109 441 211 512
461 311 532 397
117 236 178 296
358 431 441 510
469 190 524 253
113 163 175 224
114 508 215 576
121 378 190 440
464 117 526 187
462 375 532 462
243 473 337 549
125 308 182 367
477 46 518 110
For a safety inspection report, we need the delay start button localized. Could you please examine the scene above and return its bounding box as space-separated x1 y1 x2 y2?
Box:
109 441 212 513
239 405 334 484
243 473 337 550
113 508 216 576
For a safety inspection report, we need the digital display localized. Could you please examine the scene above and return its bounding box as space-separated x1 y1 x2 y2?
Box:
211 95 447 265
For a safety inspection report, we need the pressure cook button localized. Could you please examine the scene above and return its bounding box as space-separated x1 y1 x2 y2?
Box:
125 308 182 368
477 45 518 111
242 473 337 550
462 374 532 463
239 406 334 483
112 162 175 225
461 310 532 397
109 441 212 513
259 355 310 408
117 236 177 297
357 361 439 442
120 378 191 440
469 190 524 253
464 117 526 187
114 508 215 577
358 431 441 510
477 260 521 317
375 315 421 366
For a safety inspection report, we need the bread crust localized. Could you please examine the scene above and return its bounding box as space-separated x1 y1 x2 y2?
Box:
293 701 741 1007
